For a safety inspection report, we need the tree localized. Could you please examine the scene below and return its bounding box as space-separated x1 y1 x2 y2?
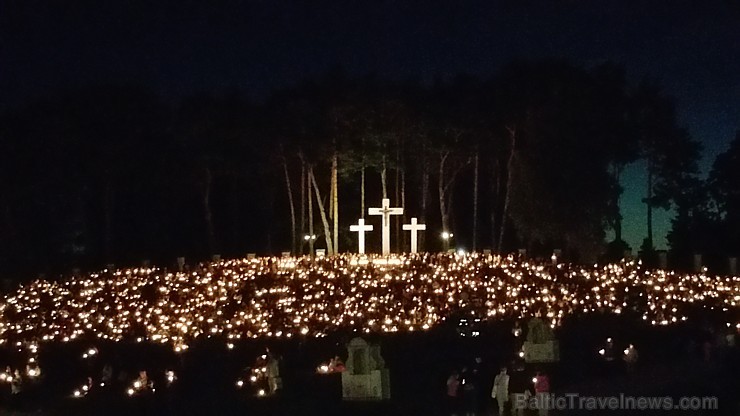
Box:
632 81 701 254
492 60 630 261
707 131 740 257
667 177 718 270
174 93 254 256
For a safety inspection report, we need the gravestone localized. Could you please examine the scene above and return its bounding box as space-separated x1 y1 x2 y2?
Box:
212 254 221 262
341 337 390 400
246 253 256 260
281 251 291 258
177 257 186 271
729 257 737 275
522 317 559 363
693 254 702 273
551 249 562 265
518 248 527 259
483 249 492 256
316 249 326 258
657 251 668 269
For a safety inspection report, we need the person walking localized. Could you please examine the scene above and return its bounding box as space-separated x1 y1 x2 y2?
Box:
461 365 480 416
491 367 510 416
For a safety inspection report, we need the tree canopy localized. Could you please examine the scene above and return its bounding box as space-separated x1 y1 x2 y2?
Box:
0 60 710 278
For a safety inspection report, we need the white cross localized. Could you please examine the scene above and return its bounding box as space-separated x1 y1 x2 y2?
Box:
349 218 374 254
402 217 426 253
368 198 403 255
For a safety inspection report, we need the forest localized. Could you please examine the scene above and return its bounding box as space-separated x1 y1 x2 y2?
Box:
1 59 738 279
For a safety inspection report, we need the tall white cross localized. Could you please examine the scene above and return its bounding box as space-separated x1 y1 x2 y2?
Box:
402 217 426 253
349 218 374 254
368 198 403 256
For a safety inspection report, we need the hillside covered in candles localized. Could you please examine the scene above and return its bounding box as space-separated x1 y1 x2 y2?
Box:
1 254 738 350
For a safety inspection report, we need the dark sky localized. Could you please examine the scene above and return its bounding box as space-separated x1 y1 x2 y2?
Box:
2 0 739 250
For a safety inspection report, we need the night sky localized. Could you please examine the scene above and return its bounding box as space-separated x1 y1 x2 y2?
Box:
2 0 739 251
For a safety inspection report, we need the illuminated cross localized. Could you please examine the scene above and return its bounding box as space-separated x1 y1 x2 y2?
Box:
402 217 426 254
368 198 403 256
349 218 374 254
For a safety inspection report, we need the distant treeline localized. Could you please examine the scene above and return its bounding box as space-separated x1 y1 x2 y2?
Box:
0 59 737 278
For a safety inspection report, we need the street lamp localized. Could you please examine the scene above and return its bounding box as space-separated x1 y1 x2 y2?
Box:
303 234 317 256
441 231 454 252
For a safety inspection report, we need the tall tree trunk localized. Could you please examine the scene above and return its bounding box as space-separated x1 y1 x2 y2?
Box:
103 181 114 262
300 161 306 251
307 164 314 257
498 127 517 254
282 154 297 255
361 165 365 218
491 159 500 251
421 152 429 252
381 154 388 199
646 159 654 249
439 152 450 233
310 168 334 255
613 164 623 244
401 167 406 250
395 138 401 251
331 151 339 253
231 174 239 254
201 166 217 256
361 136 366 218
472 148 479 252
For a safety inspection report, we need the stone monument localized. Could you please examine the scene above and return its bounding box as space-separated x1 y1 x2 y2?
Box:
522 317 559 363
729 257 737 275
341 337 390 400
657 250 668 269
693 254 703 272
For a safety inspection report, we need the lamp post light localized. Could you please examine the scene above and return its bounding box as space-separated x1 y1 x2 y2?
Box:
303 234 317 256
441 231 454 252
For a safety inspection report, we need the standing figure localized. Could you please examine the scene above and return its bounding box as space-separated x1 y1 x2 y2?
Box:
446 369 461 416
508 359 530 416
623 344 639 372
266 350 281 395
533 371 550 416
491 367 510 416
100 364 113 386
461 366 479 416
10 370 22 395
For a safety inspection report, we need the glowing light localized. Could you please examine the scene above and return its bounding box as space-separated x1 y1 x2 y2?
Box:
0 253 736 352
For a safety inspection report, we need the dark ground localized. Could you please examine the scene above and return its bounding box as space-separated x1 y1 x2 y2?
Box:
1 312 738 416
